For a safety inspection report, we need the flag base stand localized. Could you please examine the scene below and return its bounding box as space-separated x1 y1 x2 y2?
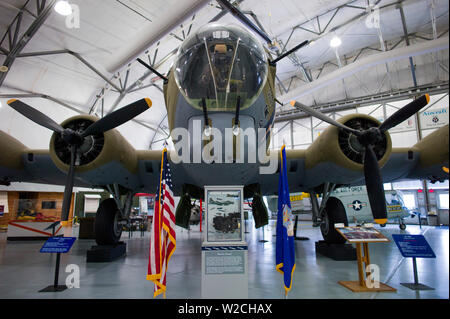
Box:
315 241 356 261
338 243 396 293
39 285 67 292
86 242 126 262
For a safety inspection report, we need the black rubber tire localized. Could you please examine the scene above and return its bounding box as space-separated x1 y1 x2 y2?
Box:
399 223 406 230
320 197 348 244
380 223 387 227
94 199 122 245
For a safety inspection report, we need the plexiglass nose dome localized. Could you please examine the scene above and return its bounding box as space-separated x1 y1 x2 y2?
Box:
174 23 268 111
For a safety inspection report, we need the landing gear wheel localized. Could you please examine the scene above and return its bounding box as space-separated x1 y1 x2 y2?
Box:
320 197 348 244
380 223 386 227
94 198 122 245
399 223 406 230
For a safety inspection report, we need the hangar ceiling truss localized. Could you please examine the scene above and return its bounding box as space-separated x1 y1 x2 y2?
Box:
0 0 448 150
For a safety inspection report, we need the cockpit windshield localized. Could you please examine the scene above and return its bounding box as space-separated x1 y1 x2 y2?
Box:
174 23 268 111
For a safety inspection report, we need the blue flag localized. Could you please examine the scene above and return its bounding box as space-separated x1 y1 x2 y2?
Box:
276 145 296 296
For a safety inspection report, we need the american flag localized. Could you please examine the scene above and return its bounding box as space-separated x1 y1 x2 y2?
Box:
147 148 176 298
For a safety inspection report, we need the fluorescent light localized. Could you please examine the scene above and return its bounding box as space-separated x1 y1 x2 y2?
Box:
54 1 72 16
329 36 342 48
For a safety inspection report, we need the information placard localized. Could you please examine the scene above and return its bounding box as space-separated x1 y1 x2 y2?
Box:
203 247 246 275
392 234 436 258
336 226 389 243
40 237 76 253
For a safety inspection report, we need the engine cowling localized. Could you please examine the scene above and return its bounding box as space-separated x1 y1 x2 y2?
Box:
305 113 392 171
49 115 139 188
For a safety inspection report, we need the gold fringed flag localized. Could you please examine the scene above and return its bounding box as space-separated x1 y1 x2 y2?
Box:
276 145 296 296
147 148 176 298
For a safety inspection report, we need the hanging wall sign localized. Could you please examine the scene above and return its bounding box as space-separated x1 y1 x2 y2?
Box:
420 107 449 129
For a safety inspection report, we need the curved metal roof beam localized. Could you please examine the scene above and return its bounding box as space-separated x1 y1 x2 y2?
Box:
279 36 449 104
105 0 211 73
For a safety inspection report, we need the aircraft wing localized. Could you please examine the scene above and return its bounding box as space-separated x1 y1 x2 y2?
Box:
0 129 166 193
259 124 449 195
0 130 94 188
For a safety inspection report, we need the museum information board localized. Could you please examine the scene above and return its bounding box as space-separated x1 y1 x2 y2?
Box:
392 234 436 258
40 237 76 253
202 186 248 298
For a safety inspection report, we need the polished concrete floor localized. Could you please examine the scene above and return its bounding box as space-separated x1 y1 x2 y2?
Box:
0 221 448 299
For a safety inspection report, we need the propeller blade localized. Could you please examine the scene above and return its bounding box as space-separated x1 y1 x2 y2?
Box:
379 94 429 133
363 145 388 224
81 98 152 137
216 0 272 44
290 100 361 135
7 99 64 134
60 145 77 226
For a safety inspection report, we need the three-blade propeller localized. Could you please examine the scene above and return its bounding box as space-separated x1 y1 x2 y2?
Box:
291 94 430 223
7 98 152 225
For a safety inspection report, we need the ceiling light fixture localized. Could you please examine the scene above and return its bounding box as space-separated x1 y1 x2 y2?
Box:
54 1 73 16
329 36 342 48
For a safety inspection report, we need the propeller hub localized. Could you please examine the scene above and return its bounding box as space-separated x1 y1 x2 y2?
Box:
348 133 365 153
61 129 84 146
358 127 382 146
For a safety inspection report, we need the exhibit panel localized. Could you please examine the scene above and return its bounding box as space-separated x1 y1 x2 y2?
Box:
201 186 248 298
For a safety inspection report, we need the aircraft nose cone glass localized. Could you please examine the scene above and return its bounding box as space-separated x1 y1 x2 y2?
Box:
174 23 268 111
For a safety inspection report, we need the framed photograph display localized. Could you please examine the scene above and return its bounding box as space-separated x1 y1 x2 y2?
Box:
205 186 244 244
336 226 389 243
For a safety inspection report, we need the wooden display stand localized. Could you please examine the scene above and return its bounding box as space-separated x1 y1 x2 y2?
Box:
336 226 396 293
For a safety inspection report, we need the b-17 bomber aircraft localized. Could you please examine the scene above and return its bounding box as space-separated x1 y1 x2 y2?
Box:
0 0 448 245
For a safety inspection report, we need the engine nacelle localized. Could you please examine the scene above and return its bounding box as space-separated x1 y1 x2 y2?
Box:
408 124 449 181
0 130 29 183
305 113 392 172
49 115 140 189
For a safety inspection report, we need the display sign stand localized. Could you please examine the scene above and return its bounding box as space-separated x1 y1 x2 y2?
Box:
336 226 396 293
400 257 434 291
201 186 248 299
39 237 76 292
293 215 309 241
259 226 268 243
392 234 435 291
